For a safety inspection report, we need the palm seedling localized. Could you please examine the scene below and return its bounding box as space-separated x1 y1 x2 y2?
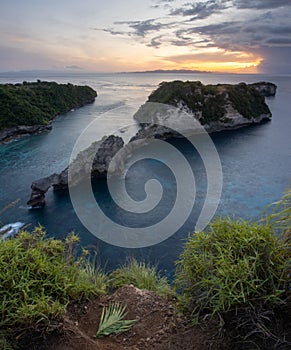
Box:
96 302 137 338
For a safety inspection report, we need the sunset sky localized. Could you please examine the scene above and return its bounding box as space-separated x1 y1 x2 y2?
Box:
0 0 291 73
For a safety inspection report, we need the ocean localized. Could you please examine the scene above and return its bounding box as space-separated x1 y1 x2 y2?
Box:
0 72 290 277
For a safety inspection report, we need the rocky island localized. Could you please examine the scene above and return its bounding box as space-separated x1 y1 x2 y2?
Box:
0 81 97 143
131 81 276 140
27 135 124 207
28 81 276 207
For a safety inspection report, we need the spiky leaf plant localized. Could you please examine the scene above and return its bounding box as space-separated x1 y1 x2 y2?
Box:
96 302 137 338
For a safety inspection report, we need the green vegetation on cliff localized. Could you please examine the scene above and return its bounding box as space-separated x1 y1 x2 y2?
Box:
0 227 107 347
175 190 290 346
175 218 289 316
0 81 97 130
0 191 289 349
146 80 271 124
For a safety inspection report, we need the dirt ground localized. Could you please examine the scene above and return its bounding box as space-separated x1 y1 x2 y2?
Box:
22 285 290 350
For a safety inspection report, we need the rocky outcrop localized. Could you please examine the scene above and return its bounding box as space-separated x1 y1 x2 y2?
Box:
28 173 60 207
0 124 52 144
130 124 179 142
53 135 125 190
27 135 124 208
250 82 277 97
0 222 25 240
131 81 274 141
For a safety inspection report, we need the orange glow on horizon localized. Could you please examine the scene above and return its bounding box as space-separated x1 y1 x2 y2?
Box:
69 46 263 74
156 52 263 74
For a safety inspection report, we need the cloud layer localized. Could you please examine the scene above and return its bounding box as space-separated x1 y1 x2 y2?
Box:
1 0 290 73
104 0 291 72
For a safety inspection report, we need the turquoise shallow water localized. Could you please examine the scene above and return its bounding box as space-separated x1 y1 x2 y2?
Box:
0 72 290 277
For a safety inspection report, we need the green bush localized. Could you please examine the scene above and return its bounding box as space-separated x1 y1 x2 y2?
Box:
175 218 289 317
0 227 107 345
110 258 173 297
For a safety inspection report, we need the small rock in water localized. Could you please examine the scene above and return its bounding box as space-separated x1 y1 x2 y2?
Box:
0 222 25 240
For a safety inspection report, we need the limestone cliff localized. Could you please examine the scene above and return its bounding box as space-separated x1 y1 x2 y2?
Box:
132 81 275 140
27 135 124 208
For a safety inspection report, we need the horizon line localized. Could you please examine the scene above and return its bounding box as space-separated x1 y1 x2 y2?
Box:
0 69 288 76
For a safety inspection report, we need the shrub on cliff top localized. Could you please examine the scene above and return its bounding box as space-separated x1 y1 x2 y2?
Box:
175 218 289 317
0 226 107 345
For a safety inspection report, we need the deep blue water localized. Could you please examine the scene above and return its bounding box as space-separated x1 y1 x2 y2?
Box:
0 72 290 277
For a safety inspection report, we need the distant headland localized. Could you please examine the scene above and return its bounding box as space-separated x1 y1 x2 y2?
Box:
123 69 211 74
0 81 97 143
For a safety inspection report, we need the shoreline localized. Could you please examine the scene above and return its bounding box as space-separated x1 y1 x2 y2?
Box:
0 99 96 145
0 123 53 144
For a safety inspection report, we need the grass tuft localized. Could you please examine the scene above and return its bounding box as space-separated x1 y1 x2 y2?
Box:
110 258 173 297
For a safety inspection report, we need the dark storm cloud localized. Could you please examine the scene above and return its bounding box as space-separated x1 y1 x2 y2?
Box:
175 19 291 50
242 24 291 36
170 21 242 50
175 28 192 41
187 22 240 36
102 0 291 73
102 28 128 36
147 35 163 48
170 38 212 47
172 27 214 47
130 20 163 37
150 0 175 10
258 46 291 73
114 19 165 37
266 37 291 45
105 1 291 51
170 0 228 20
234 0 291 10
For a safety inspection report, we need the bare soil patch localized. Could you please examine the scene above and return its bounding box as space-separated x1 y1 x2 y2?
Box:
21 285 290 350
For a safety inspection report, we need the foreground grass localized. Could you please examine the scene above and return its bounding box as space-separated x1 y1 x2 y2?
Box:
175 218 289 316
0 230 172 348
175 190 290 347
110 258 174 298
0 190 290 349
0 227 107 347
